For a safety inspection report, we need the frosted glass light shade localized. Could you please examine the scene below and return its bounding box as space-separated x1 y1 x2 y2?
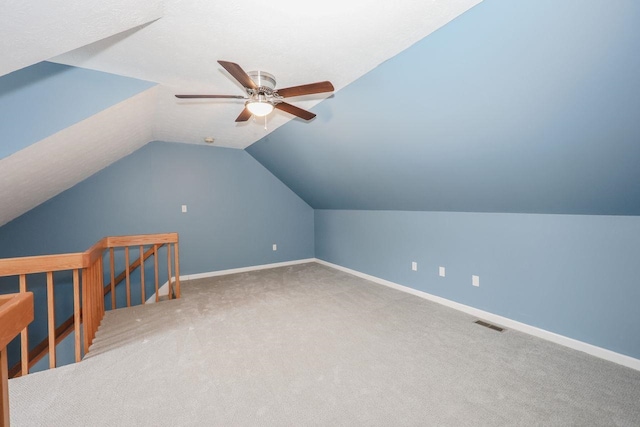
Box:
246 101 274 117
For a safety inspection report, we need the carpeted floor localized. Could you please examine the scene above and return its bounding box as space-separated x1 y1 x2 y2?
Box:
9 262 640 426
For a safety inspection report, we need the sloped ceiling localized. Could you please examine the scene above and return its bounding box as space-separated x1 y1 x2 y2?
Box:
0 63 157 227
0 88 157 227
51 0 482 149
247 0 640 215
5 1 637 225
0 62 156 159
0 0 164 77
0 1 482 227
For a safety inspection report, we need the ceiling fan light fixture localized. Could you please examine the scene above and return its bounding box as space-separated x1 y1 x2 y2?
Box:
246 100 274 117
176 61 333 122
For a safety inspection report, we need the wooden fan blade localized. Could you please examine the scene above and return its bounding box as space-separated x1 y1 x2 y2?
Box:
276 81 334 98
235 107 252 122
218 60 257 90
175 94 246 99
275 102 316 121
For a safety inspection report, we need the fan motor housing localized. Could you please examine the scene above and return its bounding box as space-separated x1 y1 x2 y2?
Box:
248 71 276 90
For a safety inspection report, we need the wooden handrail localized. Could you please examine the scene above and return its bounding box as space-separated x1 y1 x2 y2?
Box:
0 232 180 381
0 253 85 277
0 293 34 350
1 292 34 426
106 234 178 247
1 233 180 427
0 233 179 278
83 237 108 266
8 243 165 376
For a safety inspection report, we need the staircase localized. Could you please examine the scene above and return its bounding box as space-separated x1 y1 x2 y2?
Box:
0 233 181 425
7 280 197 426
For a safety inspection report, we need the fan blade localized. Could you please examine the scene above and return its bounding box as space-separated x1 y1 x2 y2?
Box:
235 107 252 122
275 102 316 120
218 60 257 90
175 94 246 99
276 81 334 98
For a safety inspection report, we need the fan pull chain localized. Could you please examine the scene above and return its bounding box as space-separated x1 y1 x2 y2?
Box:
264 116 268 131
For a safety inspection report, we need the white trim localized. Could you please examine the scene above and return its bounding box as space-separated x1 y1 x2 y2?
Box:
145 258 316 303
314 258 640 372
146 280 170 303
143 256 640 371
182 258 316 280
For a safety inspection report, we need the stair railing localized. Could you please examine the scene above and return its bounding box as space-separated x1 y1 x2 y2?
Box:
1 292 34 426
0 233 180 379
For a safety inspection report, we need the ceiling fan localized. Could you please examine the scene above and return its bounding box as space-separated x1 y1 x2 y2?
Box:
175 60 334 122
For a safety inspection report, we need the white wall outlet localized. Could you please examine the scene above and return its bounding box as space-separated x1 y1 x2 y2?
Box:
272 244 277 251
181 205 187 213
411 261 418 271
439 266 446 277
472 275 480 287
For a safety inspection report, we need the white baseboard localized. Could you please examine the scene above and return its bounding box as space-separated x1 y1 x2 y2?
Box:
314 258 640 372
145 258 316 304
146 280 171 304
143 256 639 371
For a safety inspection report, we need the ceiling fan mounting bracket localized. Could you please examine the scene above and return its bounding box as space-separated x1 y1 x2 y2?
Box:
245 71 282 104
247 71 276 90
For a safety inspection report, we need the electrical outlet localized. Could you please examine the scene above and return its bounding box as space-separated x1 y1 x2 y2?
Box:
439 266 445 277
181 205 187 213
411 261 417 271
472 275 480 287
272 244 277 251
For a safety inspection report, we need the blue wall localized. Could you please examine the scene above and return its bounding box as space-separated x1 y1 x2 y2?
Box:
315 210 640 359
0 61 156 159
247 0 640 215
0 141 314 369
2 0 639 372
245 0 640 361
0 141 314 267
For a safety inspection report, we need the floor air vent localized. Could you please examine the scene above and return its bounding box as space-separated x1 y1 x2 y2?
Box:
475 320 504 332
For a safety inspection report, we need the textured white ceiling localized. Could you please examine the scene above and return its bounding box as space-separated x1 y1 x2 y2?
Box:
0 88 157 227
1 1 481 227
0 0 164 77
52 0 482 149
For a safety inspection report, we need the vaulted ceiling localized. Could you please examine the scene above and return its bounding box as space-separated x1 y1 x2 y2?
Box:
248 0 640 215
2 0 640 228
2 0 481 150
0 0 481 226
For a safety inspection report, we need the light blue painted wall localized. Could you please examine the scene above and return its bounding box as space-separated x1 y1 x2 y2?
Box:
0 62 156 159
0 141 314 266
315 210 640 359
248 0 640 215
0 141 314 368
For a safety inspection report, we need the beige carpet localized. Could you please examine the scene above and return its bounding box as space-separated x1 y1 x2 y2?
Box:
9 262 640 426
